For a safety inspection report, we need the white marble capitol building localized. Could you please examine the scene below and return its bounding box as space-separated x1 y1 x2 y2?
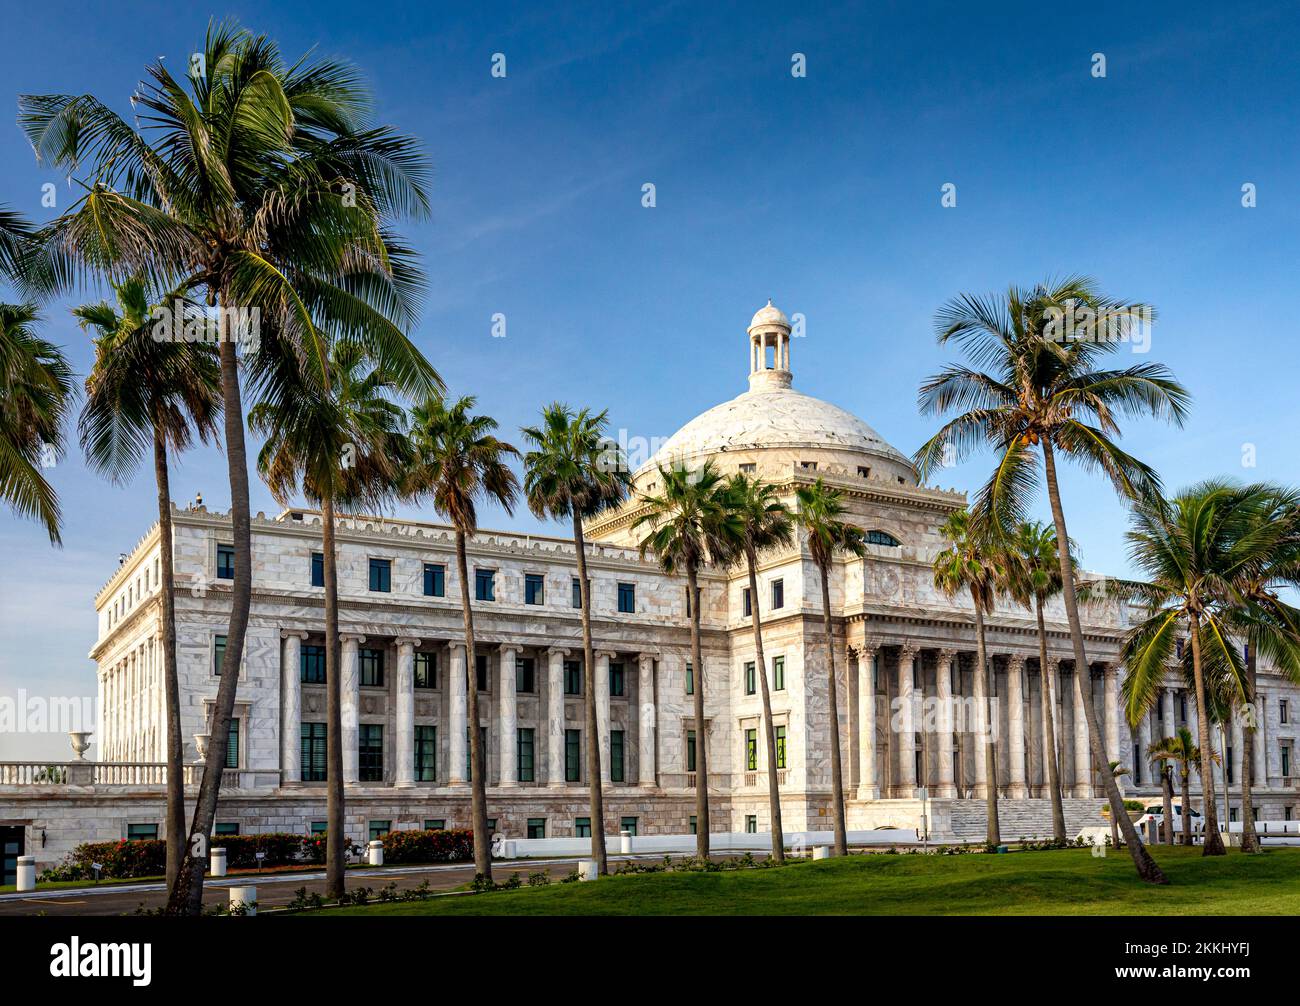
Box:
6 301 1299 870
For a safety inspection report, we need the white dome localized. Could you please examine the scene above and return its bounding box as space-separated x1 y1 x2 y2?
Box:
748 299 790 332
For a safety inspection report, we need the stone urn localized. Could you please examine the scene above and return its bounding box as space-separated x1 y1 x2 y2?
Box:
194 732 211 762
68 731 93 760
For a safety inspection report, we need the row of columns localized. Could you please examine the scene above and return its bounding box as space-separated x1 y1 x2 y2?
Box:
100 634 163 763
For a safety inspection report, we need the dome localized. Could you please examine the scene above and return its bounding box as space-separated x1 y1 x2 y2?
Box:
748 299 790 332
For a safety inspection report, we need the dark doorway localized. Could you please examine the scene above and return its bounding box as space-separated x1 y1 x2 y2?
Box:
1 827 24 886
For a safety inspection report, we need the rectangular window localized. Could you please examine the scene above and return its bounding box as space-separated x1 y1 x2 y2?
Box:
525 573 545 605
744 661 756 696
742 587 751 617
424 819 446 831
475 568 496 601
311 821 327 835
564 660 582 695
301 643 326 684
617 582 636 613
771 578 784 610
423 563 445 597
368 557 391 592
368 820 391 841
775 725 787 769
572 577 583 609
565 729 581 782
359 724 384 782
620 816 638 836
1283 745 1292 778
516 657 536 693
610 730 625 782
745 728 758 771
685 662 694 696
216 543 235 580
360 647 384 687
527 818 546 839
857 466 870 478
518 727 535 782
1227 747 1235 785
301 723 327 782
1282 700 1290 725
609 661 625 697
773 655 785 691
745 815 757 834
311 552 324 587
415 725 437 782
475 653 489 692
415 651 436 689
215 822 240 836
127 823 158 842
800 460 817 470
739 463 755 473
225 717 239 769
687 729 697 773
689 816 697 835
213 634 227 675
575 817 591 837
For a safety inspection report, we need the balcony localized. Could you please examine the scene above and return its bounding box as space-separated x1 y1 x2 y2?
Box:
740 769 789 788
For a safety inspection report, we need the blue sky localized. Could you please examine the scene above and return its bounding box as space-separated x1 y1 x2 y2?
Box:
4 0 1300 757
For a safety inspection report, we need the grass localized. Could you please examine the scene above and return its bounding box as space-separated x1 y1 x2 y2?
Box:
312 846 1300 916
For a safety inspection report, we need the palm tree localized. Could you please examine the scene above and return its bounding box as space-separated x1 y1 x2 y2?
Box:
1120 480 1290 856
1149 727 1201 846
75 278 221 888
249 339 418 897
21 20 437 912
1105 761 1130 848
795 479 866 857
633 461 740 860
932 509 1001 847
521 404 630 875
1003 520 1069 842
723 474 794 862
914 276 1186 884
407 395 519 879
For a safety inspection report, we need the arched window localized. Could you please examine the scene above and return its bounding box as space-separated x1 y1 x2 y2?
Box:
866 530 900 547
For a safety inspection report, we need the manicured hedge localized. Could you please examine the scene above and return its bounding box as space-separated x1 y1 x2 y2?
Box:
382 828 474 864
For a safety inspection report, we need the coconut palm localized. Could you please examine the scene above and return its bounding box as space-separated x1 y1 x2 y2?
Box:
914 276 1185 884
21 20 437 912
1149 727 1202 846
795 479 866 856
521 403 630 875
1105 761 1130 848
932 509 1002 846
722 474 795 862
75 277 221 888
633 460 740 859
407 395 519 879
249 338 419 897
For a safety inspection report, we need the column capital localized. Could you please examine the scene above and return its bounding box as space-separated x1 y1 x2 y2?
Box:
936 647 957 664
545 646 571 658
340 633 366 644
1005 653 1027 671
1100 661 1118 676
447 641 466 655
395 636 421 649
637 651 658 664
594 649 618 662
280 629 310 640
899 640 920 660
497 642 521 657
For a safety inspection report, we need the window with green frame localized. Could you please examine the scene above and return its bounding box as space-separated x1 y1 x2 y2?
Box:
424 819 446 831
359 647 384 687
475 653 489 692
685 661 693 695
744 661 756 695
225 717 239 769
773 655 785 691
301 643 325 684
415 651 436 689
368 557 391 592
745 728 757 771
127 823 158 841
368 820 391 841
525 573 545 605
517 727 535 782
775 725 787 769
213 634 227 675
415 725 437 782
216 543 235 580
215 822 240 836
301 722 327 781
475 568 496 601
310 821 327 835
516 656 535 693
564 659 582 695
689 815 697 835
310 551 324 587
574 817 591 837
610 730 625 782
423 563 445 597
745 815 757 834
359 724 384 782
619 816 638 836
617 582 635 613
565 729 581 782
571 576 583 609
609 661 625 696
687 729 697 772
527 818 546 839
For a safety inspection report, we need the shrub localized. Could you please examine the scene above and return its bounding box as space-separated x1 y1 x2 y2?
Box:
381 828 474 864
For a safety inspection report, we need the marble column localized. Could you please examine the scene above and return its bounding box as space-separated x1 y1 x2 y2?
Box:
1231 713 1244 790
1161 687 1175 740
933 649 955 798
1071 664 1092 796
1137 706 1152 787
547 647 568 787
1007 654 1027 798
448 643 467 786
281 630 308 783
857 644 880 799
340 634 363 784
596 651 613 784
897 644 918 795
1253 694 1266 785
973 650 990 798
638 653 656 787
498 644 520 787
394 638 418 787
1103 664 1120 765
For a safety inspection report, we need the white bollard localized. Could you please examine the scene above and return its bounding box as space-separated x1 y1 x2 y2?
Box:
16 856 36 892
620 830 632 854
577 858 600 881
368 839 384 866
210 847 227 877
812 845 831 860
499 839 517 859
228 886 257 915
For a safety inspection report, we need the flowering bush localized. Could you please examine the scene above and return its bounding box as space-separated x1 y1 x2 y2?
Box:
382 828 474 864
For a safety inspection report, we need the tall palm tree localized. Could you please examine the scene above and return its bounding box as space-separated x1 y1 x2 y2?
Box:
795 478 866 857
1003 520 1069 842
1149 727 1202 846
521 403 630 876
914 276 1185 884
249 339 419 897
932 509 1002 847
75 277 221 888
723 474 794 862
407 395 519 879
633 461 740 860
1105 761 1130 848
21 20 437 912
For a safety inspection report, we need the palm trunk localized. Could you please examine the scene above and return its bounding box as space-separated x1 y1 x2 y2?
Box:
457 528 491 879
686 564 710 858
972 598 1000 846
820 561 848 856
1186 610 1224 855
169 326 255 913
748 547 784 862
1180 766 1192 845
1161 766 1174 845
1111 813 1120 850
1240 647 1259 852
153 425 183 890
1041 439 1166 882
1035 597 1066 843
572 513 607 875
323 494 345 897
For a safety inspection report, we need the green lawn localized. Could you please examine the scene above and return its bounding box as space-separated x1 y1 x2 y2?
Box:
315 846 1300 916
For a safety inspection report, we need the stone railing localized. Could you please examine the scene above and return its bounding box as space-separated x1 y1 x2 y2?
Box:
740 770 789 788
661 772 732 791
0 761 281 790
